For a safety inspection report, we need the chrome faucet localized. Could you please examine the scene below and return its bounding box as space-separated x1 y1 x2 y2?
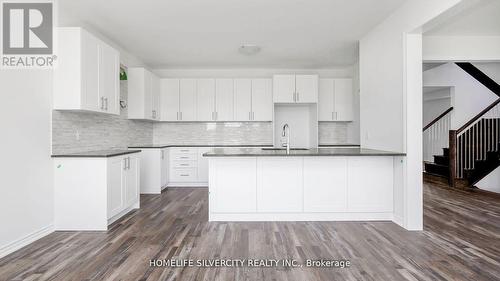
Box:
282 123 290 154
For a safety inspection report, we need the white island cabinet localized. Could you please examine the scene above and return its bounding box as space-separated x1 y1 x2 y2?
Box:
53 151 140 231
207 148 402 222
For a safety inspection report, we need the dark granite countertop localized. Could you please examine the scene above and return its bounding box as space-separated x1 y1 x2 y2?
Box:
128 144 274 149
52 149 142 158
203 147 405 157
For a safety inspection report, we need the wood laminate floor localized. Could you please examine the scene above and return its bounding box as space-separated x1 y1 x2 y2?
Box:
1 182 500 281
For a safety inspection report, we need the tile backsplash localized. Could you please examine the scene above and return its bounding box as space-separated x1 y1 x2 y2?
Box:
319 122 349 144
51 81 154 154
153 122 274 145
52 82 352 153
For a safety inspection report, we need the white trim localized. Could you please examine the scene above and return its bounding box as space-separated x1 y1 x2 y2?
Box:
0 224 54 259
167 182 208 187
209 212 393 222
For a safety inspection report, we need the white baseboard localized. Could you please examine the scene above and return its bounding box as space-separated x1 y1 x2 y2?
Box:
167 182 208 188
0 224 54 259
209 212 394 222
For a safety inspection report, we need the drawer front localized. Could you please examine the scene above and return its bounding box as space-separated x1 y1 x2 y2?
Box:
170 148 198 154
173 160 197 168
170 168 198 182
171 153 197 161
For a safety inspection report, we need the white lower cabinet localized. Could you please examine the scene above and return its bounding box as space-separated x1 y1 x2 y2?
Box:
303 157 348 212
54 153 140 231
347 157 393 212
210 158 257 213
208 156 395 221
257 158 303 212
133 148 168 194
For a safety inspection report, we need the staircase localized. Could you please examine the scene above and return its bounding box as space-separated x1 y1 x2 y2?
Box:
423 62 500 188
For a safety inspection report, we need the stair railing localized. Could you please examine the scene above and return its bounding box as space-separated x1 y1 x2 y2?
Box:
423 107 453 163
449 99 500 183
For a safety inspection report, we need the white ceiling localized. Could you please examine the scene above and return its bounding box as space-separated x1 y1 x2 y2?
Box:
58 0 406 69
426 0 500 36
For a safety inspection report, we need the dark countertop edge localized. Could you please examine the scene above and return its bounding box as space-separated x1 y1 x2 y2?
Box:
52 150 142 158
318 144 360 147
128 144 274 149
203 153 406 157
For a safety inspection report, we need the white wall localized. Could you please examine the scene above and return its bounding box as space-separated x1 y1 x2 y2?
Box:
423 35 500 62
474 62 500 84
423 93 451 125
359 0 465 230
423 62 497 129
476 167 500 193
0 70 54 258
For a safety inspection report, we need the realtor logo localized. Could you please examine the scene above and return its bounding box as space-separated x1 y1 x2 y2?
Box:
1 1 55 68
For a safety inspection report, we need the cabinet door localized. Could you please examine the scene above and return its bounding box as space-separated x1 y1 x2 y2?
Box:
304 158 348 212
197 79 216 121
160 79 180 121
295 75 318 103
161 149 169 188
273 75 295 103
108 157 125 219
197 148 211 183
348 157 393 212
81 30 100 112
179 79 197 121
125 156 139 207
234 79 252 121
318 79 335 121
151 74 161 120
211 158 257 213
334 78 353 121
215 79 234 121
98 42 120 115
143 70 153 119
257 158 303 212
251 79 273 121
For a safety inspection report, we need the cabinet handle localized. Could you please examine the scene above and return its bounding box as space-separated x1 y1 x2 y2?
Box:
180 156 189 159
180 149 189 152
180 163 189 166
123 158 127 170
127 157 131 170
180 174 189 177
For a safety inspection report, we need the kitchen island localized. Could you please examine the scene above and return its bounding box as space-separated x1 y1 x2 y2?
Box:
204 147 405 222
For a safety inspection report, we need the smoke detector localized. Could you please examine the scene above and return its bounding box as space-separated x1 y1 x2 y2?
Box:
239 45 261 55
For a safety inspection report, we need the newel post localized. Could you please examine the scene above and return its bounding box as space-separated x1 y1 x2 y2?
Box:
449 130 457 187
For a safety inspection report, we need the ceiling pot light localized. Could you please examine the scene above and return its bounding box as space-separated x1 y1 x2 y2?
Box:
239 45 261 55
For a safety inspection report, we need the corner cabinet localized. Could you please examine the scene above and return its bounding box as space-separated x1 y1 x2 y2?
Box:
54 27 120 115
54 153 140 231
318 78 353 121
128 68 161 120
273 74 318 103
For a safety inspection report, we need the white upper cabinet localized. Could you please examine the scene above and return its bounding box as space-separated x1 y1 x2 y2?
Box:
318 78 353 121
334 78 353 121
251 79 273 121
179 79 197 121
273 75 296 103
197 79 216 121
273 74 318 103
215 79 234 121
128 68 160 120
54 27 120 115
234 79 252 121
295 75 318 103
234 78 272 121
160 79 180 121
